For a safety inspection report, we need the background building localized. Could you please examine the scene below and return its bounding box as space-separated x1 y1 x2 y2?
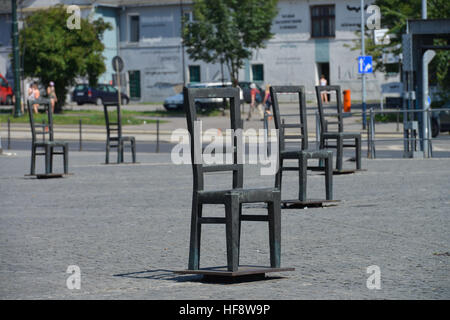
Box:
0 0 399 103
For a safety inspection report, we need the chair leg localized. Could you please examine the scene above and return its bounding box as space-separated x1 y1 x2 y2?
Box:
131 138 136 163
30 144 36 175
49 146 54 173
336 137 343 172
237 203 243 268
225 193 240 272
121 140 125 163
268 191 281 268
355 136 362 170
275 158 283 190
318 136 325 168
105 141 110 164
325 153 333 200
298 154 307 202
117 140 123 163
63 145 69 174
188 197 202 270
44 145 51 174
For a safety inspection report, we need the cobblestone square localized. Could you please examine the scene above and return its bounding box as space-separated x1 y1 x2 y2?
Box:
0 151 449 299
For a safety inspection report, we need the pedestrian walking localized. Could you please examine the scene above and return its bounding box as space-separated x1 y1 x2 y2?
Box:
263 84 273 120
47 81 57 113
246 83 264 121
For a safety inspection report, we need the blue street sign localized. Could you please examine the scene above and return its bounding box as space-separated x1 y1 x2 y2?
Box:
358 56 373 74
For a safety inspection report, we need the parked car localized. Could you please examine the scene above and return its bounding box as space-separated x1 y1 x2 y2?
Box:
0 73 14 105
431 101 450 137
238 81 263 104
72 83 129 106
163 82 242 111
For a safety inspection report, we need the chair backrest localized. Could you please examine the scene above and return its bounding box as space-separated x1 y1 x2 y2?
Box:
315 85 344 133
103 104 122 139
27 98 54 143
184 86 243 192
270 86 308 151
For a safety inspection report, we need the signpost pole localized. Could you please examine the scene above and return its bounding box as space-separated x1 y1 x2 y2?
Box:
361 0 366 130
116 59 122 110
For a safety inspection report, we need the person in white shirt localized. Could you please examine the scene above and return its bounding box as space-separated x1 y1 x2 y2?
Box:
320 74 328 103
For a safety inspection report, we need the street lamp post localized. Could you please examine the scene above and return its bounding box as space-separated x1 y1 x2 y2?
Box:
12 0 22 117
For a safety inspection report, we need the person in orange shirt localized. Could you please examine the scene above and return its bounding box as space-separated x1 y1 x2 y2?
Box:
28 82 40 114
247 83 264 121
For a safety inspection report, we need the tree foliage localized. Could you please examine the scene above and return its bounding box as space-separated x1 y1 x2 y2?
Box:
348 0 450 100
19 5 111 112
182 0 278 86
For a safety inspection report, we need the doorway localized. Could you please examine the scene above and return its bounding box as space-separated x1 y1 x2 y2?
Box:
317 62 330 85
317 62 330 101
128 70 141 99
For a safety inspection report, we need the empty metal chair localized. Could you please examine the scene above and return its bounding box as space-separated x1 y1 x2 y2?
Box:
184 86 281 272
103 104 136 164
315 85 362 173
270 86 333 205
27 99 68 176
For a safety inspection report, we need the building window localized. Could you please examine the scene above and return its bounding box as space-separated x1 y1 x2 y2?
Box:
183 11 194 23
189 65 201 83
251 64 264 82
129 15 140 42
311 5 335 38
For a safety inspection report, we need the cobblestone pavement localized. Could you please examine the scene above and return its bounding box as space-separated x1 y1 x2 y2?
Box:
0 150 449 299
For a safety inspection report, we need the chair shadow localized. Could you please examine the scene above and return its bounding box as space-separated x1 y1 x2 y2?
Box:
113 268 285 285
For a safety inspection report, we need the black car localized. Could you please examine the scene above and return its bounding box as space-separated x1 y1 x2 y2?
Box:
72 83 129 106
431 101 450 137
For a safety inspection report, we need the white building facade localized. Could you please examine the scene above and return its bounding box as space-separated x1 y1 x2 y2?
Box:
117 0 397 102
0 0 399 103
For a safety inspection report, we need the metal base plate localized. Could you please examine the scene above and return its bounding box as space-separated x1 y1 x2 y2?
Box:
102 162 139 165
35 173 64 179
282 199 340 209
175 266 295 278
307 166 366 175
25 173 72 179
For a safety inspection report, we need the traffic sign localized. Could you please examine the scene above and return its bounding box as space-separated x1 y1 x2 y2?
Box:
112 56 124 73
358 56 373 74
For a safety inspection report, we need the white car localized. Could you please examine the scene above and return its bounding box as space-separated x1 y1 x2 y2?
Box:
163 82 243 111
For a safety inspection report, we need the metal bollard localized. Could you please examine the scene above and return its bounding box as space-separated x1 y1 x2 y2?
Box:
8 117 11 150
368 108 376 159
427 109 433 157
156 119 160 153
79 119 82 151
367 112 372 159
315 111 320 150
263 112 268 155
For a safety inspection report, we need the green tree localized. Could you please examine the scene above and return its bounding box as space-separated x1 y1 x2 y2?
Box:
348 0 450 100
19 5 111 112
182 0 278 86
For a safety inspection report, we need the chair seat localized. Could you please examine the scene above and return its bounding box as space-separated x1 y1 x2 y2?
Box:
323 132 361 139
34 141 68 147
109 136 135 141
281 149 332 160
197 187 279 204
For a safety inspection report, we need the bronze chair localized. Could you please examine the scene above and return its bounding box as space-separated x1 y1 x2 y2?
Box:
103 104 136 164
27 99 68 176
270 86 333 204
315 85 361 173
184 86 281 272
